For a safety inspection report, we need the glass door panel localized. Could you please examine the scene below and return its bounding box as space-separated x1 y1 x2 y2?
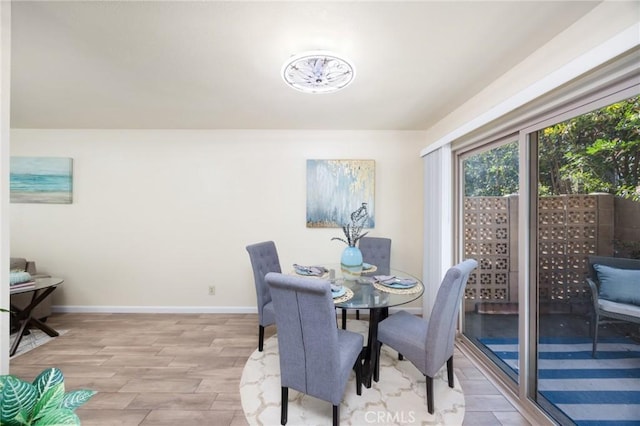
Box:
461 140 520 382
533 95 640 424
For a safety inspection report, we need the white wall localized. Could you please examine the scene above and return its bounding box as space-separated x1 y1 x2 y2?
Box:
10 129 425 312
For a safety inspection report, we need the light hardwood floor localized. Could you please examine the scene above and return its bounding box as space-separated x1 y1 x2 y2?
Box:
9 313 530 425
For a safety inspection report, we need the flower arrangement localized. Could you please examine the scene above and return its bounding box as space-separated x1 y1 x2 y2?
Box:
331 203 369 247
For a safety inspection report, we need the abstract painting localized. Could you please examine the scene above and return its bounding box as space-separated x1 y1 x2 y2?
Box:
10 157 73 204
306 159 375 228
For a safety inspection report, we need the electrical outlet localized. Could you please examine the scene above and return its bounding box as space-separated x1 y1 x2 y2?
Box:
208 285 216 296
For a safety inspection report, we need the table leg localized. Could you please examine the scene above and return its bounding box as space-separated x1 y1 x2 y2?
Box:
9 312 31 357
9 286 59 357
362 307 381 388
29 316 59 337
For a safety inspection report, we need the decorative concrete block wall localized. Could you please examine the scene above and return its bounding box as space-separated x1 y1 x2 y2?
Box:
464 196 511 310
614 197 640 258
538 194 613 303
464 194 616 310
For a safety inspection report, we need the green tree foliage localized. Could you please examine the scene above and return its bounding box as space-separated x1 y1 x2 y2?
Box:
463 96 640 201
539 95 640 201
464 141 519 196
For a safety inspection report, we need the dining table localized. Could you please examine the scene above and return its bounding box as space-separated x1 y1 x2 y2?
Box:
293 263 424 388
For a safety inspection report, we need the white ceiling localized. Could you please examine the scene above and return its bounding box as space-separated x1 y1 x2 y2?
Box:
10 1 601 130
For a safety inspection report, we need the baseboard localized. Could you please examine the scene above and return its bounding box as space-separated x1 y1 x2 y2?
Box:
52 305 259 314
52 305 423 315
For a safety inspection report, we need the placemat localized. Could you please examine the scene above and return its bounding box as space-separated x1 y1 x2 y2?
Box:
373 281 424 295
333 287 354 304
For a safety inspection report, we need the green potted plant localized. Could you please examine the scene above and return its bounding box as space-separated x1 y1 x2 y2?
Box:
0 367 96 425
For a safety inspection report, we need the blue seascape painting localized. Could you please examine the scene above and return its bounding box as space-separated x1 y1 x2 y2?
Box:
10 157 73 204
306 159 375 228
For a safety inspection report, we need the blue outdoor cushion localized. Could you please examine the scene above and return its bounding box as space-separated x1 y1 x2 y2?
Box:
594 264 640 306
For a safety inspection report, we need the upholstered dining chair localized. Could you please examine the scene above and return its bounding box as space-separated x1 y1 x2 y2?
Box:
246 241 281 352
376 259 477 414
341 236 392 329
265 272 363 426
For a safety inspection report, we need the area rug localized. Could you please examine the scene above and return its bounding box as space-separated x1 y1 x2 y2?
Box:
9 329 68 358
481 336 640 426
240 320 465 426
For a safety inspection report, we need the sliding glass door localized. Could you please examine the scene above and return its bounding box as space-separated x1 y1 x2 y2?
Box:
457 94 640 425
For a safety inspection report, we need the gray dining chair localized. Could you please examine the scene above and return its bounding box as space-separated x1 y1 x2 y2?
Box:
341 236 392 329
246 241 281 352
376 259 477 414
265 272 363 426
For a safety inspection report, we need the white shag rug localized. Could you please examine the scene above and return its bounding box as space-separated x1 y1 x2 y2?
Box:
240 320 465 425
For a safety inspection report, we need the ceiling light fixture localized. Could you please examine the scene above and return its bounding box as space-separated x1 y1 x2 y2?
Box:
281 51 355 94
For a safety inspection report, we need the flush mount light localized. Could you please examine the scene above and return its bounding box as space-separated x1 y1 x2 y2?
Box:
281 51 355 94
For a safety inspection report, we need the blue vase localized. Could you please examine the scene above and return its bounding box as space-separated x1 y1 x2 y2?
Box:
341 246 363 279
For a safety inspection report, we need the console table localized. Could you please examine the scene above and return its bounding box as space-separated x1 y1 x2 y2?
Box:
9 277 64 357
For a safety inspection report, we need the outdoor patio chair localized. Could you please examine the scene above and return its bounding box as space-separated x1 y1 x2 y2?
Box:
586 255 640 358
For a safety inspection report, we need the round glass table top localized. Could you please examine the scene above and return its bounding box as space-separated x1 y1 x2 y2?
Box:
310 264 424 310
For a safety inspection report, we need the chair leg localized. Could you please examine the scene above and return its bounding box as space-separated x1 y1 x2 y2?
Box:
281 386 288 425
333 404 339 426
354 351 363 395
341 308 347 330
447 356 454 388
259 325 265 352
592 312 600 358
425 376 434 414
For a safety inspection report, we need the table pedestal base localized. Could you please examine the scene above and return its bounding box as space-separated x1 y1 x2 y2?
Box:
361 307 388 388
10 286 59 357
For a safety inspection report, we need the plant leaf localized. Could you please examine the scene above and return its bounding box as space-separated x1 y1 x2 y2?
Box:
32 368 64 400
32 408 80 426
60 389 97 411
331 237 348 245
31 384 65 423
0 375 37 426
